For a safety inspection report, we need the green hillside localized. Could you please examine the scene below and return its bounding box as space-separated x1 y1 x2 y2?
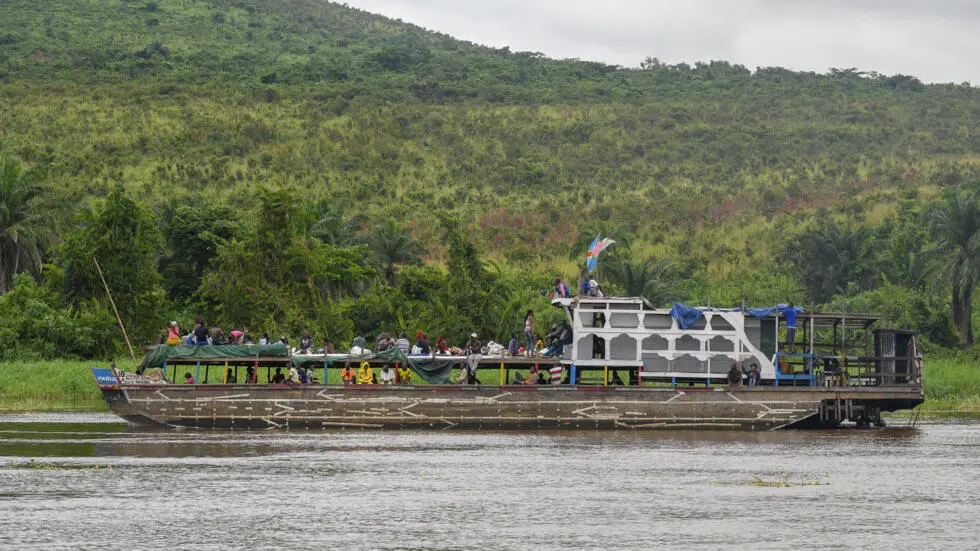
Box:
2 0 980 359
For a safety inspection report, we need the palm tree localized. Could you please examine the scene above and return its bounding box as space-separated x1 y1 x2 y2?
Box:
925 192 980 346
604 256 676 305
365 219 426 283
0 154 54 293
308 201 363 247
789 221 877 305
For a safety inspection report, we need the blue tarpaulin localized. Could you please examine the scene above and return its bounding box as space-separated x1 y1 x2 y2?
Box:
670 302 806 329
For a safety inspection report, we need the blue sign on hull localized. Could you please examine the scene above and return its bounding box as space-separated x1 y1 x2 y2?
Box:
91 368 120 385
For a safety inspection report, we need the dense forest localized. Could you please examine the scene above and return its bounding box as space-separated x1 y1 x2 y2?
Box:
2 0 980 360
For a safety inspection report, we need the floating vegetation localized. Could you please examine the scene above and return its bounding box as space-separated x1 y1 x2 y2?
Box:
5 459 111 471
742 474 829 487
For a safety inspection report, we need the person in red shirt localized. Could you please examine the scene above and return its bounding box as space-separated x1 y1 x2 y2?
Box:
184 373 195 384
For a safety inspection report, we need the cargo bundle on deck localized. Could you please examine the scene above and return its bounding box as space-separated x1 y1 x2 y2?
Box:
93 296 924 430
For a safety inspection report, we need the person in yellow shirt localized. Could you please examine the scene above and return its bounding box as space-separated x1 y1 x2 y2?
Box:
398 365 412 384
356 361 374 385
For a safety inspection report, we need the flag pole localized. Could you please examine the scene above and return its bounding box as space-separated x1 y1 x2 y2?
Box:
93 256 138 371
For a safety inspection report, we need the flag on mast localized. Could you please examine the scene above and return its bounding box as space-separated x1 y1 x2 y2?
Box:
585 234 616 274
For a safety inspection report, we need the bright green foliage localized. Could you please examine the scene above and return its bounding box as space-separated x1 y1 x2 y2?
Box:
924 191 980 346
53 186 165 343
0 274 118 360
2 0 980 357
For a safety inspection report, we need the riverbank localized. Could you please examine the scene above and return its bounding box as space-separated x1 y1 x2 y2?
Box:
1 358 978 413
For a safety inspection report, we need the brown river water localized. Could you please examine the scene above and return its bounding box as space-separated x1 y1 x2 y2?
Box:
0 413 977 551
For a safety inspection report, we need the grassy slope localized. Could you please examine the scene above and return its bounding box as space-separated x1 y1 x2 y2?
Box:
1 358 977 413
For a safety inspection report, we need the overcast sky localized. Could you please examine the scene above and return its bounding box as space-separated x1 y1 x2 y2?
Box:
342 0 978 84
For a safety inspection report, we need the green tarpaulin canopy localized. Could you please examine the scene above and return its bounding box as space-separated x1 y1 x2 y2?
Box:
292 348 456 384
140 344 290 369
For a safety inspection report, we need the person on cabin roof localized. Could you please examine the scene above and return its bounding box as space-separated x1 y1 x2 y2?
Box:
356 362 374 385
287 365 301 384
416 333 431 354
398 365 412 384
380 366 394 385
166 322 181 346
435 335 449 355
321 337 335 354
193 323 209 345
747 364 760 387
184 372 195 384
341 364 356 385
523 310 535 357
588 278 603 298
395 333 410 353
271 367 286 384
464 333 482 355
554 278 570 298
259 332 270 346
210 327 227 345
779 302 798 353
229 329 244 345
243 330 254 345
279 336 289 346
225 368 237 384
375 332 393 352
727 362 743 387
299 331 313 354
507 334 519 356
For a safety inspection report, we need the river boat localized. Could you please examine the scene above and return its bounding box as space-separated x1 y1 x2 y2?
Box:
92 296 924 430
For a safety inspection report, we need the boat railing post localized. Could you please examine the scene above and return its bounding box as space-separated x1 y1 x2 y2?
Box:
323 361 328 385
499 362 504 386
162 360 168 382
570 364 577 385
195 360 201 384
604 366 608 386
223 360 229 384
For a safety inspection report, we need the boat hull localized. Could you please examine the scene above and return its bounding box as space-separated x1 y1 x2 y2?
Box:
98 384 923 431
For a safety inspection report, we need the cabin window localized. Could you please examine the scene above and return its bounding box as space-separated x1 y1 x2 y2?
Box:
609 335 637 360
676 334 700 352
683 317 708 330
710 354 733 373
641 354 669 372
642 335 669 351
643 314 673 330
708 335 734 352
708 316 735 331
673 354 705 373
609 313 640 328
575 336 593 359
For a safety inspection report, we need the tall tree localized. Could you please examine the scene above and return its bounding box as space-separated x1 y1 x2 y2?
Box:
925 191 980 346
365 219 425 283
0 153 56 293
783 220 878 305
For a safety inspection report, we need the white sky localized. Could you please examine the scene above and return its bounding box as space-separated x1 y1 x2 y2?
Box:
341 0 979 84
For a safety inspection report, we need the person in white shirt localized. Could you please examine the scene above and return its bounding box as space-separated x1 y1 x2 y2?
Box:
380 366 395 384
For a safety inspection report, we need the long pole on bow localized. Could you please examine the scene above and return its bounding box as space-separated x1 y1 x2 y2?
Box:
93 256 138 371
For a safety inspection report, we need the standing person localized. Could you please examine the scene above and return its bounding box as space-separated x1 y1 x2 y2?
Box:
523 310 535 357
245 366 255 384
727 362 743 386
779 302 798 353
166 322 181 346
747 364 760 387
554 278 570 298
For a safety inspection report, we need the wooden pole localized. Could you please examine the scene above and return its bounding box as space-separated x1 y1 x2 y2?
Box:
93 256 138 371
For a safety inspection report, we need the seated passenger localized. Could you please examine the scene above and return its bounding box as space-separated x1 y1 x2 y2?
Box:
166 321 181 346
398 365 412 384
434 335 449 355
341 364 356 385
553 277 570 298
229 329 244 345
184 372 195 384
299 331 313 354
380 366 394 385
747 364 760 387
416 333 431 354
259 332 270 345
321 338 336 354
464 333 482 355
727 362 743 386
507 334 519 356
193 323 209 345
307 367 318 384
287 365 301 384
298 366 310 384
210 327 227 345
245 366 255 384
271 367 286 384
242 330 254 345
395 333 410 353
225 368 237 384
356 362 374 385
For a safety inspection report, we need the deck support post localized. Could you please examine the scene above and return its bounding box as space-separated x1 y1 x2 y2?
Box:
162 360 168 382
195 360 201 384
570 364 577 385
500 362 504 385
604 365 608 386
